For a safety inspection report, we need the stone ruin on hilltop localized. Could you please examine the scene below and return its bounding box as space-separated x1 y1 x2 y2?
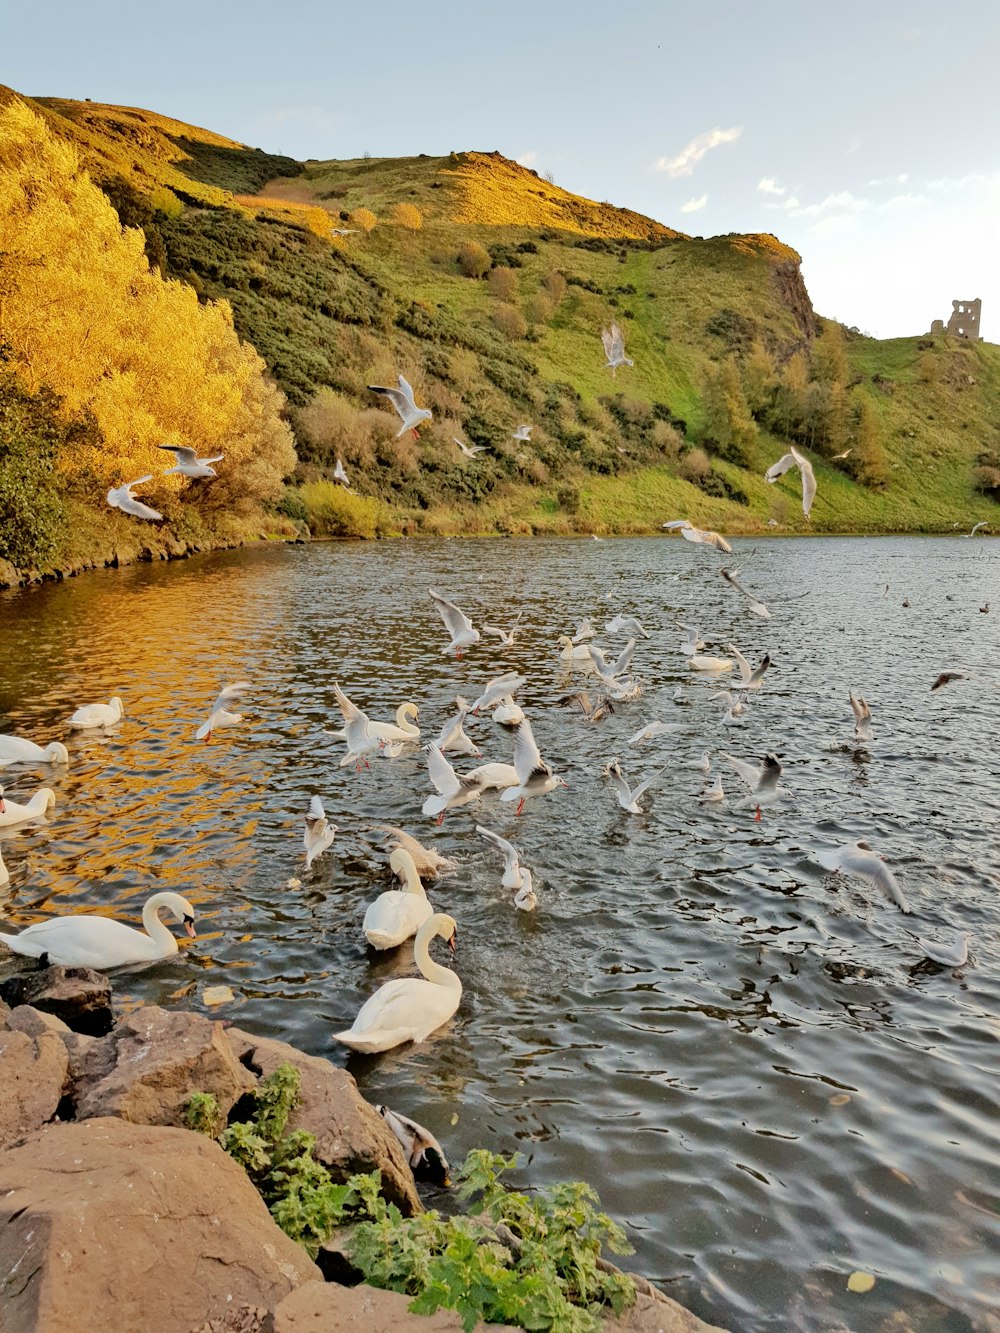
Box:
930 297 982 340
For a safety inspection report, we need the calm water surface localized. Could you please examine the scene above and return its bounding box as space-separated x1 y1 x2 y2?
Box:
1 536 998 1331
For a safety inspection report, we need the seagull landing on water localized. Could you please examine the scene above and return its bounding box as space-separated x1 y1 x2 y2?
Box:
436 699 482 758
107 476 162 521
511 424 533 443
679 625 706 655
601 321 634 375
368 375 432 439
558 689 615 722
476 825 526 891
158 445 224 479
500 717 567 815
815 840 910 913
720 567 770 619
303 795 336 869
723 752 787 819
453 437 485 458
428 588 480 657
586 639 637 684
765 445 817 518
849 691 872 742
572 618 596 644
729 645 771 691
662 519 733 554
965 521 988 537
605 758 663 814
195 682 252 742
606 613 649 639
333 458 351 487
482 612 523 648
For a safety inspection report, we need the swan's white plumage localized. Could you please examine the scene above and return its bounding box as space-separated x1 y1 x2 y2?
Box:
0 891 196 969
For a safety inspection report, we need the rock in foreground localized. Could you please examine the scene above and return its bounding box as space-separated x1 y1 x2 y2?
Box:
0 1117 321 1333
0 964 113 1035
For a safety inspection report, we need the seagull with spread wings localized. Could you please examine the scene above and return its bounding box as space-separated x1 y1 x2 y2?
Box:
661 519 733 553
428 588 481 656
107 476 162 521
723 752 787 820
605 758 663 814
601 321 634 375
303 795 337 869
482 612 523 648
765 445 817 518
499 718 567 815
815 840 910 913
454 437 485 458
422 743 484 823
849 691 872 742
158 445 224 479
195 682 252 742
368 375 433 438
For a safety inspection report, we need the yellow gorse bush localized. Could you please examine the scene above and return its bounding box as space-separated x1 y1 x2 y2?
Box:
0 100 295 504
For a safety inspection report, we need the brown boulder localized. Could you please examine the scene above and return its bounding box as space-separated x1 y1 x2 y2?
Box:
272 1281 506 1332
0 964 114 1035
0 1025 68 1147
603 1283 730 1332
73 1005 255 1126
0 1117 321 1332
226 1027 422 1216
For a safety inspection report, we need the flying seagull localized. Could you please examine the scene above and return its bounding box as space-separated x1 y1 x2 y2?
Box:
158 445 223 479
422 743 484 823
454 437 485 458
368 375 433 438
729 645 771 691
723 752 786 819
428 588 480 657
765 445 817 518
849 691 872 742
605 758 663 814
720 567 770 619
303 795 337 869
195 681 252 742
606 613 649 639
662 519 733 554
511 424 533 442
107 476 162 521
482 612 523 647
333 458 351 487
965 521 988 537
815 840 910 913
559 689 615 722
586 639 637 683
476 825 526 891
601 321 634 375
499 717 567 815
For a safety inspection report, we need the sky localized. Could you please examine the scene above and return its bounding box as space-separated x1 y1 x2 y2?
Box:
4 0 998 340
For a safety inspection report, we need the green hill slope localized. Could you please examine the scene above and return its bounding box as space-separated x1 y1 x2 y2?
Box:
4 86 998 553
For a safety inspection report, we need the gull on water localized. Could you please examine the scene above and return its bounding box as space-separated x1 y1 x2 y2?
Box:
720 567 770 619
499 717 567 815
422 743 484 823
436 700 482 758
469 672 527 716
601 321 634 375
723 752 787 819
482 612 523 647
511 424 533 442
719 691 747 726
196 681 252 742
158 445 223 478
605 758 664 814
303 795 336 869
368 375 432 438
107 476 162 521
428 588 480 657
697 773 725 803
680 625 706 655
662 519 733 554
815 840 910 913
476 824 526 890
333 458 351 487
765 445 817 518
849 691 872 743
492 694 524 726
454 437 485 458
332 682 382 769
606 613 649 639
693 751 711 774
904 926 971 967
512 866 538 911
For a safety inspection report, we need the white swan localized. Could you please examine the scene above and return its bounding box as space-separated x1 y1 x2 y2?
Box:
333 912 461 1052
492 695 524 726
688 655 733 673
0 787 56 828
0 845 8 888
363 848 434 950
69 697 123 729
0 891 196 968
557 635 594 663
367 703 420 742
0 737 69 768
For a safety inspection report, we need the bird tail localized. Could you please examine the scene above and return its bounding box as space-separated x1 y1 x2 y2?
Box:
0 930 41 956
499 787 522 803
364 930 397 951
422 794 447 817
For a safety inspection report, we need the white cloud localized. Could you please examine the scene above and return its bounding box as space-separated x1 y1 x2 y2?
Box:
784 196 800 210
757 177 785 195
654 126 742 177
516 150 538 167
868 173 909 187
789 190 870 219
680 194 708 213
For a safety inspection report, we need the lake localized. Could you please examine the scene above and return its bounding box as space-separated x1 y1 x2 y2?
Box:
1 535 998 1331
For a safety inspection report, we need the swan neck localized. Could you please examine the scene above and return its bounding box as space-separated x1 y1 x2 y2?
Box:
402 863 426 897
414 928 459 988
395 704 419 736
141 896 177 952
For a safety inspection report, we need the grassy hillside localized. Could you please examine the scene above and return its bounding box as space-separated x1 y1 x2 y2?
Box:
2 86 997 564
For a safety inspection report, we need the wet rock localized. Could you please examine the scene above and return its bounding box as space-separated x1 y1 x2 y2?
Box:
73 1005 255 1126
0 964 114 1035
603 1282 730 1331
272 1281 506 1331
0 1024 69 1147
0 1117 321 1333
226 1026 422 1216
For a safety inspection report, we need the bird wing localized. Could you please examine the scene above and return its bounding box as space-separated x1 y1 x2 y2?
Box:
158 445 197 464
333 682 366 727
722 753 761 790
215 681 251 706
600 326 615 358
368 384 410 420
586 644 611 676
630 768 665 802
428 588 475 638
512 718 548 786
756 754 782 794
841 845 910 912
765 452 797 484
705 530 734 553
849 691 870 724
610 322 625 356
728 645 752 685
661 519 690 530
611 639 636 677
791 448 817 516
426 744 461 798
396 375 418 409
607 765 635 806
308 794 326 823
476 824 519 874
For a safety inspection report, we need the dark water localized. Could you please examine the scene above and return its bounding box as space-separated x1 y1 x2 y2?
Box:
1 536 999 1331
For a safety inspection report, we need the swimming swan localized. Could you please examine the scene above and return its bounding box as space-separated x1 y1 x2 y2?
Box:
0 737 69 768
0 891 197 968
0 787 56 828
333 913 460 1052
68 697 123 729
363 848 433 950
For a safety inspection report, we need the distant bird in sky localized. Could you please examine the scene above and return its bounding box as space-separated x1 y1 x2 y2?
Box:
765 445 817 518
107 475 162 521
830 448 852 461
330 227 356 237
454 437 485 458
428 588 480 656
368 375 432 438
930 671 969 691
662 519 733 553
334 457 351 487
511 424 533 442
600 321 634 375
158 445 223 479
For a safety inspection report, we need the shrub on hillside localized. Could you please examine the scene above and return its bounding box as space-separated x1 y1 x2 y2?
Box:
527 292 556 325
677 446 712 485
391 202 422 230
457 241 491 278
349 207 377 234
297 479 382 538
543 271 567 306
492 303 528 340
487 267 519 301
0 364 71 567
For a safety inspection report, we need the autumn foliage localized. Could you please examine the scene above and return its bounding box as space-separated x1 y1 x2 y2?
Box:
0 99 295 553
